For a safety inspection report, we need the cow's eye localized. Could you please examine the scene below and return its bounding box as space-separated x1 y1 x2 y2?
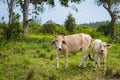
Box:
55 40 58 42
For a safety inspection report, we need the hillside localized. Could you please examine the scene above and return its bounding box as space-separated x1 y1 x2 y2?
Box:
0 34 120 80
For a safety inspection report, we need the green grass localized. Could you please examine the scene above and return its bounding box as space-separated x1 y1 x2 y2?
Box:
0 34 120 80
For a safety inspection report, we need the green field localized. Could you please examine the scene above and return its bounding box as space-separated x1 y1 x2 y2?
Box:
0 34 120 80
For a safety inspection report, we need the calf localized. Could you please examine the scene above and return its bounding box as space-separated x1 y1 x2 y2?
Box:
51 33 92 69
91 39 111 71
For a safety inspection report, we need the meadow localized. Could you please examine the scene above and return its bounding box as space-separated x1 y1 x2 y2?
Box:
0 34 120 80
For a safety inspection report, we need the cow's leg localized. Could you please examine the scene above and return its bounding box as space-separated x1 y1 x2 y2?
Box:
103 57 107 71
56 52 59 69
94 54 99 71
97 57 100 67
64 53 68 69
92 51 95 68
78 48 87 68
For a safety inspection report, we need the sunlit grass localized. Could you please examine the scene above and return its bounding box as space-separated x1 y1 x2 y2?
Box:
0 34 120 80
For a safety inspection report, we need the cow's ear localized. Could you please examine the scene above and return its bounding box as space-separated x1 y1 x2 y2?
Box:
53 34 57 38
62 40 66 45
51 40 55 44
106 43 112 48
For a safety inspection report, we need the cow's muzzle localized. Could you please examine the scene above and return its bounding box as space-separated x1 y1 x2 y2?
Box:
58 48 62 51
57 47 62 51
101 50 104 53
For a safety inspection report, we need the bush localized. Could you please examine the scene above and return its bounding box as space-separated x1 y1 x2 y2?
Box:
40 20 56 34
97 22 110 36
2 21 23 41
1 13 24 41
29 20 41 34
114 23 120 43
0 23 7 40
54 25 68 35
74 26 103 38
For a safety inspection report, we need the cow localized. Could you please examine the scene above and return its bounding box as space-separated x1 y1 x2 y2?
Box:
51 33 92 69
90 39 111 71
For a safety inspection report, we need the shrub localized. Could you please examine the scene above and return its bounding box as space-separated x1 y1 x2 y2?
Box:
2 21 23 41
0 23 7 40
1 13 24 41
74 26 103 38
55 25 68 35
29 20 41 34
97 22 110 36
40 20 56 34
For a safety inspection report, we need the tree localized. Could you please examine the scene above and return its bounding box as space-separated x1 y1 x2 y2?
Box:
21 0 83 35
18 0 55 35
95 0 120 39
4 0 82 36
64 13 76 33
18 0 31 35
6 0 15 40
0 0 23 41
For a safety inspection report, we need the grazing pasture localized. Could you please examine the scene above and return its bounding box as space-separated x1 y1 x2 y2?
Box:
0 34 120 80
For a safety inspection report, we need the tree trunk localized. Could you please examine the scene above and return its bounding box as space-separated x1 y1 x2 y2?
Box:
109 11 116 39
23 0 30 35
110 18 115 39
7 0 14 40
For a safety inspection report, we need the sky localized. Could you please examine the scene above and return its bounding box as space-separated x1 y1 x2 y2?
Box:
0 0 111 24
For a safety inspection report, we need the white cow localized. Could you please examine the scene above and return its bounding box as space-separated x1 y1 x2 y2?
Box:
51 33 92 69
91 39 111 71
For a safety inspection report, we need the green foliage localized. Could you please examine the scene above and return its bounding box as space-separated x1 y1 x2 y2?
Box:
114 23 120 43
59 0 82 7
75 26 103 38
0 22 7 39
0 13 24 41
54 25 68 35
29 20 41 34
97 22 110 36
40 20 56 34
64 13 76 34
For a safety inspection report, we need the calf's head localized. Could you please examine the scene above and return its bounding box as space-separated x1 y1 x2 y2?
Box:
51 35 66 51
100 42 111 53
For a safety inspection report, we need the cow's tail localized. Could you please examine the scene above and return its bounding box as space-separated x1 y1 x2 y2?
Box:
88 53 94 61
88 38 94 61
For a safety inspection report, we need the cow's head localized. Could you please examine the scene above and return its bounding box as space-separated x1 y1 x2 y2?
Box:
51 35 66 51
100 42 111 53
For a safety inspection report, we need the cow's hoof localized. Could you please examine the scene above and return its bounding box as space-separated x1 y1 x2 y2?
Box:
56 67 59 70
93 69 96 71
82 67 86 69
92 65 95 68
78 64 82 68
65 67 68 70
104 68 107 71
78 66 86 69
78 65 82 68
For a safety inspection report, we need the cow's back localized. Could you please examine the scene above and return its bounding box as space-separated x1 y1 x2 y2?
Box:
64 33 91 53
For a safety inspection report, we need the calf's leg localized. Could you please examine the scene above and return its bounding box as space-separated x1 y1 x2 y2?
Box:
56 52 59 69
103 57 107 71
